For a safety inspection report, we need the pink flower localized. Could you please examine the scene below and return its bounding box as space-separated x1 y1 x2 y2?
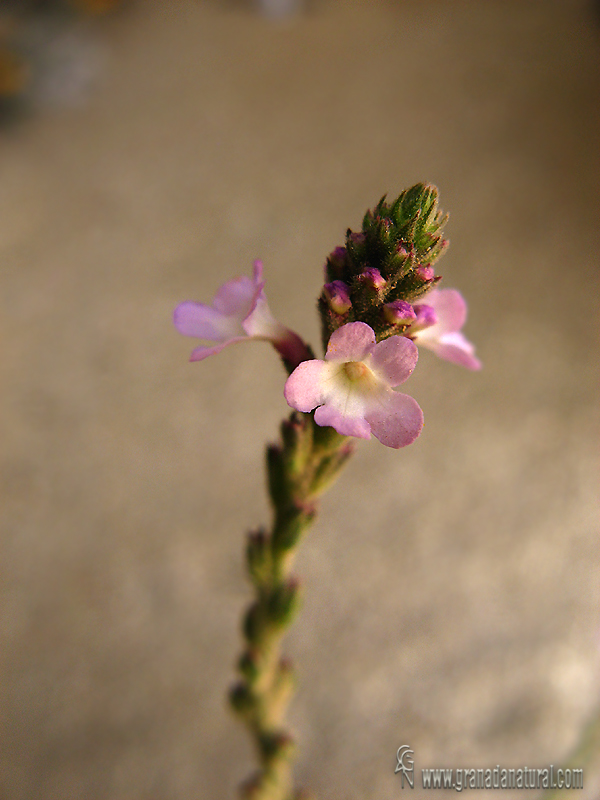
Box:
410 288 481 370
284 322 423 449
173 261 310 369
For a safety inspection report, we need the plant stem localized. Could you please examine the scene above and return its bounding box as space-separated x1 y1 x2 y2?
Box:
229 412 354 800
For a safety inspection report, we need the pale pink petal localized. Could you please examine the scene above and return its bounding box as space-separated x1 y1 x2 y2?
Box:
173 301 240 341
285 321 423 447
412 289 480 370
368 336 419 387
284 360 329 412
251 260 264 283
242 292 288 339
212 273 261 317
188 339 246 362
427 333 482 370
365 391 424 449
314 405 371 439
239 268 312 369
412 304 437 331
320 373 372 419
418 289 466 337
325 321 376 362
175 261 311 369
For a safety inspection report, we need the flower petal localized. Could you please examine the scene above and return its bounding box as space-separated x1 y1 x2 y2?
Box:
417 288 467 338
325 321 376 362
412 288 481 369
412 303 437 331
284 360 330 412
212 272 261 318
188 338 247 362
365 391 424 448
242 292 288 340
173 301 240 341
174 261 311 369
426 332 482 370
368 335 419 387
314 405 371 439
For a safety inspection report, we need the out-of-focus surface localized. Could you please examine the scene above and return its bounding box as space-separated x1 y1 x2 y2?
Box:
1 1 599 797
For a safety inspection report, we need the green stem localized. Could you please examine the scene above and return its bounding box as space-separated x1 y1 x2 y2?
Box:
229 412 354 800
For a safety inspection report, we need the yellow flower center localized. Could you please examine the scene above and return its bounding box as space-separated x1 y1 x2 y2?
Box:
341 360 379 393
343 360 368 381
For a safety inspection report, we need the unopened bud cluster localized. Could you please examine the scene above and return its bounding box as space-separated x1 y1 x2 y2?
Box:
319 183 448 350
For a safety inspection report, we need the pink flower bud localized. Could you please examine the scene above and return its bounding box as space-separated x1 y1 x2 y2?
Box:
415 265 435 282
349 232 366 246
324 246 348 280
359 267 386 290
330 246 347 261
324 281 352 314
384 300 417 325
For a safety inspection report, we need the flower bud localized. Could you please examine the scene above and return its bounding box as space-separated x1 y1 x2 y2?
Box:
358 267 386 290
383 300 417 325
323 280 352 314
415 265 435 282
325 246 348 281
349 232 365 246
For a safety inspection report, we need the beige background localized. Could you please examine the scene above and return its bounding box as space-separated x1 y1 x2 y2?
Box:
1 1 599 798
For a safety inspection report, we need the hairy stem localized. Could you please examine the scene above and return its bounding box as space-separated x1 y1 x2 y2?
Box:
229 412 354 800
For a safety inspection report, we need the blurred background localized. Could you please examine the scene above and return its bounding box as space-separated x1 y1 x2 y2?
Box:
1 0 599 798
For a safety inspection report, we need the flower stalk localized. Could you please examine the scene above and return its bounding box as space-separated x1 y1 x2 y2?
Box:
173 182 480 799
230 412 353 800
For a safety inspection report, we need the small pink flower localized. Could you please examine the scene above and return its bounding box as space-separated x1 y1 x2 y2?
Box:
410 288 481 370
284 322 423 449
174 261 310 369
